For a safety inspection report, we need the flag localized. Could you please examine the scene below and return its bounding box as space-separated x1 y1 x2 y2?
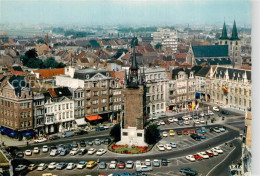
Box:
222 86 228 93
191 101 195 110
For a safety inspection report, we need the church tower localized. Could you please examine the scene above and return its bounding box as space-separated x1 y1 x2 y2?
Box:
219 20 242 67
117 38 147 147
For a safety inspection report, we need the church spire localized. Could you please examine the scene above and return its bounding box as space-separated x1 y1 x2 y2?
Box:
219 21 228 40
230 20 239 40
127 37 139 88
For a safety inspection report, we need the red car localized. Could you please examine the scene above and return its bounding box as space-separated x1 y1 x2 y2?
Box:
183 129 189 135
118 161 125 169
206 151 214 157
190 129 195 134
193 154 203 160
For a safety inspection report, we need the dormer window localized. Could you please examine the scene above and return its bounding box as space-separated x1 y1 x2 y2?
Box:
106 72 109 77
86 74 89 79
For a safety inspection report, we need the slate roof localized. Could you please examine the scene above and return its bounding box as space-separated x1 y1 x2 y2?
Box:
172 68 192 79
192 45 229 57
48 87 72 98
213 67 251 81
8 75 29 96
73 69 109 80
195 58 232 66
89 40 100 47
195 66 211 77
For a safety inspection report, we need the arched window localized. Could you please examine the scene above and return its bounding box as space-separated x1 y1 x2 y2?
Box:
236 41 238 45
225 41 227 45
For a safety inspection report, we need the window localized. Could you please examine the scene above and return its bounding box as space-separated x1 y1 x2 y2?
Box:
93 108 98 113
93 91 99 96
93 82 98 88
66 104 69 109
137 133 142 137
101 99 107 104
92 100 98 105
123 132 128 136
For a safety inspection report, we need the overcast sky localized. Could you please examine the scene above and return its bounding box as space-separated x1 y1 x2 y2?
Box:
0 0 251 27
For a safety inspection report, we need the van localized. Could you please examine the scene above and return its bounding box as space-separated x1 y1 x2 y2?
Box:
61 131 74 138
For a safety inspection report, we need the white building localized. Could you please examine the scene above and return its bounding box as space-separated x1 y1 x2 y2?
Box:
141 67 169 117
151 28 178 53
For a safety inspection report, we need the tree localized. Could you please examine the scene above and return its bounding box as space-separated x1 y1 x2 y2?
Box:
145 123 160 144
110 123 121 142
43 57 58 68
25 49 38 59
155 43 162 50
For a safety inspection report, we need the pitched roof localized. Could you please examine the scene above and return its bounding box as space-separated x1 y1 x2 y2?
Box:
175 54 187 59
192 45 229 57
230 20 240 40
121 53 131 60
33 68 65 79
196 66 211 77
213 66 251 81
195 58 232 66
8 75 29 96
48 87 72 98
109 71 125 84
219 22 229 40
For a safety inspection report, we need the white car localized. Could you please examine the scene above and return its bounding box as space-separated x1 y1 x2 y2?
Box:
157 122 161 126
50 149 59 156
209 149 219 156
135 160 141 168
173 118 178 122
70 148 79 155
160 120 165 125
77 161 86 169
200 113 205 117
109 161 117 169
212 147 223 154
219 127 226 132
33 147 40 154
37 163 47 171
214 127 221 133
186 155 196 162
169 142 177 148
15 165 27 172
208 111 214 116
184 120 189 125
96 149 106 156
182 115 189 121
162 131 168 137
66 163 76 170
34 137 47 143
87 148 97 155
126 161 134 169
213 106 219 112
198 152 209 159
42 145 49 153
194 120 200 124
25 150 32 156
164 144 172 150
48 162 57 169
200 119 205 124
157 144 165 151
145 159 151 166
168 118 174 123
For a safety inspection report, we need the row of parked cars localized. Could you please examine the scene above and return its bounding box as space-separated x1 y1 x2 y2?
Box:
185 146 224 162
17 138 111 158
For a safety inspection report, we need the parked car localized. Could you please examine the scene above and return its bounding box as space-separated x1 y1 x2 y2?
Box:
201 127 207 133
206 150 214 157
213 106 220 112
69 148 79 155
56 162 67 170
145 159 151 166
37 163 47 171
33 147 40 154
199 113 204 117
66 163 76 170
79 140 86 147
183 129 189 135
118 161 125 169
86 161 97 169
162 131 168 137
88 148 97 155
180 167 198 176
184 120 190 125
15 165 27 172
95 139 101 145
48 162 57 170
109 161 117 169
178 120 184 126
136 164 152 172
34 137 47 143
177 130 182 135
96 149 106 156
200 119 205 124
87 140 93 146
157 144 165 151
78 148 87 155
212 147 223 154
197 132 206 139
50 145 57 150
190 129 195 134
77 161 86 169
103 138 111 145
75 130 87 135
66 143 72 151
214 127 221 133
99 161 107 169
197 152 209 159
169 130 175 136
153 159 160 167
60 149 69 156
190 134 201 141
194 120 200 124
125 161 134 169
50 149 59 156
169 142 177 148
208 110 214 116
49 135 60 140
186 155 196 162
161 158 168 166
25 150 32 156
42 145 49 153
16 151 24 158
28 164 37 171
219 126 226 132
135 160 141 169
71 141 78 148
168 118 174 123
61 131 74 138
193 154 203 161
164 144 172 150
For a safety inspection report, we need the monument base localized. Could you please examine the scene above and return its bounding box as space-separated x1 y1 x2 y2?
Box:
116 127 148 147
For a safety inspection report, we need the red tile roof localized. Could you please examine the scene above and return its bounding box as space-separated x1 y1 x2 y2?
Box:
109 71 125 84
175 54 187 59
121 53 131 60
48 88 58 98
33 68 65 79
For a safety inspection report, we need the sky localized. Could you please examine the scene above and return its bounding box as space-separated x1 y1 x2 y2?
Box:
0 0 252 27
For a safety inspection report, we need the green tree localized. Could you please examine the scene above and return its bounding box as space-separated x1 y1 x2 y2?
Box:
25 49 38 59
43 57 58 68
110 123 121 142
155 43 162 50
145 123 160 144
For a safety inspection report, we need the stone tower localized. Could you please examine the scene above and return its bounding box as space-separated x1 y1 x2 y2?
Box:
117 38 147 147
219 20 242 67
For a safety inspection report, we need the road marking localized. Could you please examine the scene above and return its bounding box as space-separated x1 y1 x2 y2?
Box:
206 146 236 176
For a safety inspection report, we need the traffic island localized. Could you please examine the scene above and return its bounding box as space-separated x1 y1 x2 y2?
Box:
108 143 153 154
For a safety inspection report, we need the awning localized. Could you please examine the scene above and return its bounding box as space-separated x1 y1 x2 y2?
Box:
86 115 102 121
75 118 87 126
9 131 18 137
22 130 34 137
2 128 12 135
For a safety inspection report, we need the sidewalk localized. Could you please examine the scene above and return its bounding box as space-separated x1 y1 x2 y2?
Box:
0 134 28 147
203 102 246 115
